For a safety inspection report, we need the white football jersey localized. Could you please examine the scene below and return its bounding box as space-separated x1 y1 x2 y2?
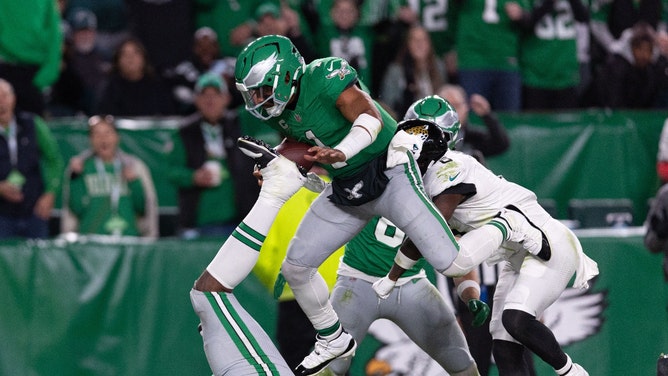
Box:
422 150 552 234
423 151 599 342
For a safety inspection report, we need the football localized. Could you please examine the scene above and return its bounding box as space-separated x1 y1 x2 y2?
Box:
275 138 315 172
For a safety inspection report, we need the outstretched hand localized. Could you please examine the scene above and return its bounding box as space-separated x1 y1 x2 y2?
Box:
304 146 346 165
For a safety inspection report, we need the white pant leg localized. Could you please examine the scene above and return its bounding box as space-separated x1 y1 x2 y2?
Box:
190 289 294 376
489 219 579 342
282 185 370 331
328 275 380 375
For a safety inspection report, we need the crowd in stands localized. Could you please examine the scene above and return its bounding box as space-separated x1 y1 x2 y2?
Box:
3 0 668 121
1 4 665 375
1 0 668 241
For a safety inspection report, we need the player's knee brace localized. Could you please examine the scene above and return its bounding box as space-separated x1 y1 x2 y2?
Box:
501 309 535 343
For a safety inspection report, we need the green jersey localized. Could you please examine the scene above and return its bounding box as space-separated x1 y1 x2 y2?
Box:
588 0 608 23
0 0 63 88
343 216 426 277
454 0 527 70
389 0 458 55
68 158 145 236
34 116 64 195
520 0 580 88
263 57 397 179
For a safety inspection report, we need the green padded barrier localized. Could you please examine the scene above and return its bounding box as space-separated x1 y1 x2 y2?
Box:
0 233 666 375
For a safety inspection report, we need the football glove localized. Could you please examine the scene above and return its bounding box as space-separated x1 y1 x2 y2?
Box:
273 271 287 299
468 299 490 327
372 276 396 299
304 172 328 193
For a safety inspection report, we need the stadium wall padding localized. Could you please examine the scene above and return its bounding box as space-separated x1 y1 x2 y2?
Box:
0 233 666 375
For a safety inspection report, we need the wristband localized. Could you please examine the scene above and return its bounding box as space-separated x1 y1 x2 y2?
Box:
394 250 418 270
456 279 481 301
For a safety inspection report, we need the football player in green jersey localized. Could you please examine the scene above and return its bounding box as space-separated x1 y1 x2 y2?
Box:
231 35 541 375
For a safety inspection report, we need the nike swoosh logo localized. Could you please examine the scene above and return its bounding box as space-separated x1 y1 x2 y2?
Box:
449 172 461 181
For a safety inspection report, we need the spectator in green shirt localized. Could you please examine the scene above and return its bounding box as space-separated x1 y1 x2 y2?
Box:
61 115 158 238
0 0 63 115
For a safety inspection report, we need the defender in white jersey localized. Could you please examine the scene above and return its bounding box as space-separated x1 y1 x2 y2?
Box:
374 96 599 376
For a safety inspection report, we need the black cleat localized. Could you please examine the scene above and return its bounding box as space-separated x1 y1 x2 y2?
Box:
237 136 279 169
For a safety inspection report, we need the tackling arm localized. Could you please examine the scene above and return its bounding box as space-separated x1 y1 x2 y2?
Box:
443 225 503 277
372 192 466 298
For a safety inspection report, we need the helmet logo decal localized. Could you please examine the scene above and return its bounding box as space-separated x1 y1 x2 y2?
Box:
243 52 279 87
326 60 352 80
403 125 430 142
